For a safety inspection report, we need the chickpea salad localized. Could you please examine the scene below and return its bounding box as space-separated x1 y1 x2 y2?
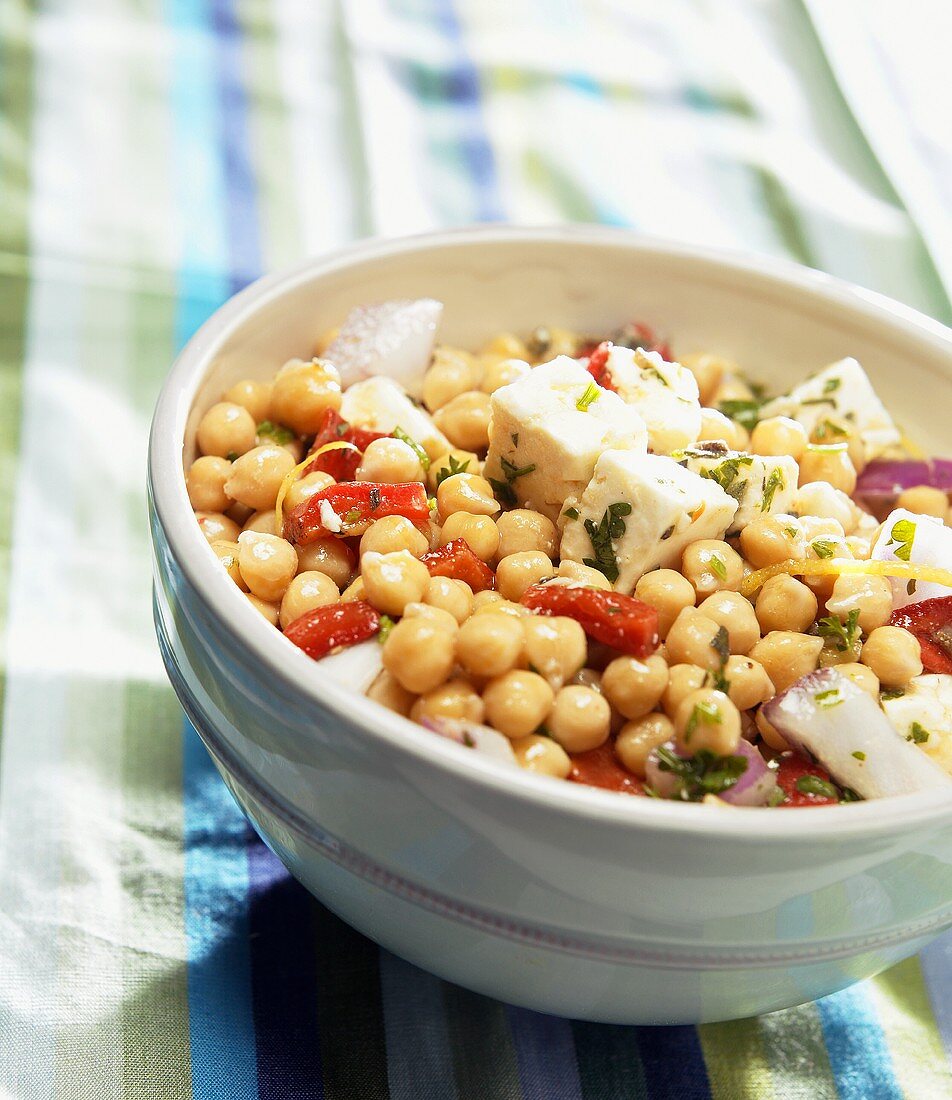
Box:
187 299 952 807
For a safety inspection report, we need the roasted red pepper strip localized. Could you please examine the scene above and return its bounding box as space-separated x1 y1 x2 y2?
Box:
421 538 496 593
304 409 388 482
580 323 672 364
775 753 840 808
889 595 952 675
284 482 430 544
569 740 646 796
521 583 660 657
585 341 616 390
283 600 380 660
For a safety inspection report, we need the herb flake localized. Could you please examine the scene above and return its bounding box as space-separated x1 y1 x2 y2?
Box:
576 381 601 411
392 426 430 471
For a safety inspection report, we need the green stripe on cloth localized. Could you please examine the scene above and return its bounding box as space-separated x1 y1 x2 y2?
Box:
443 983 523 1098
698 1017 775 1098
759 1003 839 1099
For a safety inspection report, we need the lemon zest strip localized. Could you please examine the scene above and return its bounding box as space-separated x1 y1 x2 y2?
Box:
274 441 360 534
740 557 952 600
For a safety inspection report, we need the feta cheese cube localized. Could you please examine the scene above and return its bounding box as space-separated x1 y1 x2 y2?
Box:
601 346 702 454
759 358 899 461
483 357 647 523
559 450 738 593
870 507 952 608
341 376 449 459
883 674 952 775
673 442 798 536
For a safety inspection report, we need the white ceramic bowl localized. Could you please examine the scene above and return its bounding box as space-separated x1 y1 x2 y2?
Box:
149 225 952 1024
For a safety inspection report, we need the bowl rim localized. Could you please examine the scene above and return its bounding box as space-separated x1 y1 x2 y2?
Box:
149 222 952 840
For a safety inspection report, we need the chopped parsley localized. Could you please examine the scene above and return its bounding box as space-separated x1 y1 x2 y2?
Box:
392 426 430 471
489 455 538 507
761 468 786 512
582 501 632 584
852 751 867 761
256 420 295 446
654 745 748 802
886 517 916 562
368 486 381 512
226 451 240 462
814 687 844 709
683 698 722 744
377 615 396 644
880 687 906 702
710 624 731 667
796 774 839 799
511 432 520 447
823 376 842 394
717 398 763 432
806 441 849 454
710 553 728 582
700 454 754 503
767 787 787 807
642 365 671 387
811 537 838 560
562 506 580 521
575 381 601 411
908 722 931 745
815 609 861 654
435 454 471 486
812 418 848 442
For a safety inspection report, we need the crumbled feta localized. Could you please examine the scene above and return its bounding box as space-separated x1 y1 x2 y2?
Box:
871 507 952 608
673 442 798 536
600 346 702 454
483 357 647 524
341 376 449 459
883 674 952 775
318 499 343 533
759 358 899 461
559 450 738 593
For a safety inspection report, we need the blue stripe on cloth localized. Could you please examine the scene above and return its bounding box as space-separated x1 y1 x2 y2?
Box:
505 1006 584 1100
246 836 325 1099
182 720 259 1100
432 0 505 221
919 932 952 1069
635 1026 712 1100
379 952 459 1100
815 983 903 1100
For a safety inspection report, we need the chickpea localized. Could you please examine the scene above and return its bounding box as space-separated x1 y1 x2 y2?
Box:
748 631 823 693
482 671 554 738
440 512 499 562
245 592 280 625
897 484 948 519
601 654 668 719
522 616 587 690
754 574 818 634
755 707 789 753
798 444 857 495
433 391 492 452
367 670 416 717
269 358 342 435
496 509 558 560
475 599 528 618
423 348 481 412
557 560 612 590
547 686 611 753
243 509 281 536
481 357 531 394
825 573 893 634
226 501 254 526
495 551 555 601
283 471 335 513
749 416 808 460
196 511 241 543
679 352 726 405
681 540 744 598
402 602 460 634
279 570 340 630
674 688 741 755
662 664 710 718
861 626 922 687
340 576 366 603
808 418 864 473
224 445 296 511
209 540 247 589
237 531 298 601
359 515 429 560
740 514 805 569
427 449 481 492
196 401 257 458
482 332 528 361
410 680 485 726
615 713 675 778
222 378 273 422
473 589 505 611
437 473 500 520
635 569 696 638
510 735 571 779
383 617 456 694
356 437 426 484
796 482 860 534
361 550 430 616
835 662 880 698
714 373 754 403
296 538 354 588
665 609 728 671
696 408 748 449
186 456 233 512
722 656 774 711
697 591 760 655
456 612 524 678
423 576 474 624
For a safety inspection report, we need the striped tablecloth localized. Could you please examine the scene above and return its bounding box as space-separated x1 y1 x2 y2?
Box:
1 1 951 1096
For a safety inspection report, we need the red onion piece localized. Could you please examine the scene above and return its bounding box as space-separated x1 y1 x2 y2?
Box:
421 717 518 765
762 668 952 799
644 743 682 798
856 458 952 500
